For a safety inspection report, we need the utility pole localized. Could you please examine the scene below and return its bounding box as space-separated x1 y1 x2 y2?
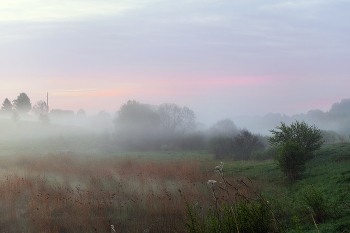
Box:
47 92 49 113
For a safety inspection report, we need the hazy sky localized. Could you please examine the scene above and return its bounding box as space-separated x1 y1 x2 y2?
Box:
1 0 349 124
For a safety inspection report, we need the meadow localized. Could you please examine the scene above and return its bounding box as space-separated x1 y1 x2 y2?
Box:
0 120 349 232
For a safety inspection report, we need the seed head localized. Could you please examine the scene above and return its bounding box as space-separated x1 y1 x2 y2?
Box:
207 180 217 185
215 162 224 171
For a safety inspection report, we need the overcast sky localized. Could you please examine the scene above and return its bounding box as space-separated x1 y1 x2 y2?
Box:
1 0 349 124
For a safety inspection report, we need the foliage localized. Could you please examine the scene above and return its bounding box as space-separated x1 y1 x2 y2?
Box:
276 140 306 181
269 120 324 157
12 92 32 113
293 216 303 233
1 98 12 112
158 103 196 136
32 100 49 115
90 110 112 129
179 106 196 134
209 118 239 138
114 100 160 149
208 129 266 160
208 136 233 159
232 129 266 160
302 185 329 223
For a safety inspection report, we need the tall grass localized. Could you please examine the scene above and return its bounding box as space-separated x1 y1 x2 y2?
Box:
0 154 216 232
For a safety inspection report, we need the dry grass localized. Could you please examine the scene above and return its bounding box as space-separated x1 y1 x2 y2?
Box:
0 154 258 233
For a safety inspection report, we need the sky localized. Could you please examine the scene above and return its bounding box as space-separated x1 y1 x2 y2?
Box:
0 0 349 124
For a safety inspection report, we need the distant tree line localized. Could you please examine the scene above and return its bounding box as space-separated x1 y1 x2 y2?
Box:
1 92 50 124
112 100 270 158
113 100 198 150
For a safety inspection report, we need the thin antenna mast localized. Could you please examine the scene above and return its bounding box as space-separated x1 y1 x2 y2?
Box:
47 92 49 113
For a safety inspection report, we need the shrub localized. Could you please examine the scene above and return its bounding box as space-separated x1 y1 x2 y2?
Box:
232 129 265 160
269 120 324 157
208 137 233 159
276 140 306 181
303 185 329 223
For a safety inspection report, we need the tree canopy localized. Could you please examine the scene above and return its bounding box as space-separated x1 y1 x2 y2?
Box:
32 100 49 115
114 100 160 149
158 103 196 136
13 93 32 113
268 120 324 156
209 118 239 138
1 98 12 111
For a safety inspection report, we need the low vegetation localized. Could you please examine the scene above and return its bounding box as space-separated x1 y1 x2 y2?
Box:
0 140 348 232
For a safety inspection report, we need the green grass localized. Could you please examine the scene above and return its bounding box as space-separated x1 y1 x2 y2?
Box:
214 143 350 232
1 118 349 232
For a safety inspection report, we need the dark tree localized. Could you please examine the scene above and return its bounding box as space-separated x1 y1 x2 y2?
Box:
276 140 306 181
209 118 239 138
179 106 196 134
233 129 265 160
1 98 12 111
158 103 196 136
268 120 323 157
114 100 160 149
32 100 49 115
13 93 32 113
158 103 183 135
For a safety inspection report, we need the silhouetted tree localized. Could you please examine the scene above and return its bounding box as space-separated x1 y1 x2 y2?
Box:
209 118 239 138
158 103 196 136
32 100 49 115
114 100 160 149
1 98 12 112
232 129 265 160
91 111 112 129
13 93 32 113
158 103 183 136
179 106 196 134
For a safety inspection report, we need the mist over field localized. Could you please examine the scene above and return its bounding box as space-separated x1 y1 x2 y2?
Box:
1 0 350 232
1 94 350 158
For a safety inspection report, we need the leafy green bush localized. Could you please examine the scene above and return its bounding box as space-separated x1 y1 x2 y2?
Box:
276 140 306 181
269 120 324 157
232 130 266 160
302 185 329 223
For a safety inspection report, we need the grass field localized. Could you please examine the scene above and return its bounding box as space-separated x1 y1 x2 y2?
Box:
0 120 349 232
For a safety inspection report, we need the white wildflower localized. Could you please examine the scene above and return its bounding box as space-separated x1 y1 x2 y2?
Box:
215 162 224 171
207 180 217 185
111 225 116 232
